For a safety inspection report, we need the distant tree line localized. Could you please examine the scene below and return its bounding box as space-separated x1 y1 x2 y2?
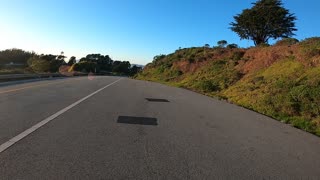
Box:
0 49 34 66
201 40 239 49
0 49 142 76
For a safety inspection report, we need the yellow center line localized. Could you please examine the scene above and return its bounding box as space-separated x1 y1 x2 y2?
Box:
0 77 84 94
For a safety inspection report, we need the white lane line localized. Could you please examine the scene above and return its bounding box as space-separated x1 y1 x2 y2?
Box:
0 78 122 153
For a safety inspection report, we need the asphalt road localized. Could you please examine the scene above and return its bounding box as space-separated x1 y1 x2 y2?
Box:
0 76 320 179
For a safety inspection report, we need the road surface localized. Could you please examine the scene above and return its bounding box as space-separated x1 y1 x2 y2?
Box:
0 76 320 179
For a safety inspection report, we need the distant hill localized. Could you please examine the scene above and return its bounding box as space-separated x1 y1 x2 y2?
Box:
136 37 320 136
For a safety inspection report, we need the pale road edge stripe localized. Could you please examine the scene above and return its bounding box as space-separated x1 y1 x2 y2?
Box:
0 78 122 153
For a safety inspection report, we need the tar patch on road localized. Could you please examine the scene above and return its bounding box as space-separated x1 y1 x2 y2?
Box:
145 98 169 102
117 116 158 126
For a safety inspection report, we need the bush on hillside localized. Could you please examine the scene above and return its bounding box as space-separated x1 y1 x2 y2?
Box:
195 80 220 92
152 54 166 65
289 85 320 118
300 37 320 58
257 43 270 47
300 37 320 45
275 38 299 46
227 44 239 49
231 51 245 61
217 40 228 48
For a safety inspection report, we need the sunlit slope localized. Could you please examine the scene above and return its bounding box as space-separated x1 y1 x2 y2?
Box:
136 38 320 136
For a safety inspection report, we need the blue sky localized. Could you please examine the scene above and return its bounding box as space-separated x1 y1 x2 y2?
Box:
1 0 319 65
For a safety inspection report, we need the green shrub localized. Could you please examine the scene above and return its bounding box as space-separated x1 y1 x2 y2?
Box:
187 54 196 63
300 37 320 46
231 51 245 61
167 68 183 78
300 37 320 58
275 38 299 46
257 43 270 47
251 76 264 84
195 80 220 92
217 40 228 48
227 44 239 49
291 117 314 131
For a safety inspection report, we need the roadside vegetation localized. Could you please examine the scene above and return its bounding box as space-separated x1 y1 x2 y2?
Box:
136 38 320 136
0 49 142 76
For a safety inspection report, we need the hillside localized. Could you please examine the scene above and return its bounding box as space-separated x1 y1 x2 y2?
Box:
136 37 320 136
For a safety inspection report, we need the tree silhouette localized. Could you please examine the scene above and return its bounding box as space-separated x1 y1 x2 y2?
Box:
217 40 228 48
230 0 297 46
68 56 77 66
